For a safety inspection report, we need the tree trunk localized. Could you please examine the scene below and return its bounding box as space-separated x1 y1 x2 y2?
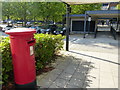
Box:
45 16 49 25
23 2 27 27
24 17 27 27
52 16 54 24
20 18 23 26
34 16 36 25
7 16 9 20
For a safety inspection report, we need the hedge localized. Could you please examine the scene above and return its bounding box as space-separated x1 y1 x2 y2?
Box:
34 34 65 70
0 34 65 85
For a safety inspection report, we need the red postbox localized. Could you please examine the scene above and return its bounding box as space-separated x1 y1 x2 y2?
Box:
5 28 37 89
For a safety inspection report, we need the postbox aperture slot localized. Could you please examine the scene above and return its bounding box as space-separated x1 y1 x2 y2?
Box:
28 40 35 44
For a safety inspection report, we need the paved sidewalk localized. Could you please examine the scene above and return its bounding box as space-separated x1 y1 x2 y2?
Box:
37 32 119 89
65 31 118 54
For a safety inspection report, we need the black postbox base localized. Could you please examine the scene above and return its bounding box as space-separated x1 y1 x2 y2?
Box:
15 80 37 90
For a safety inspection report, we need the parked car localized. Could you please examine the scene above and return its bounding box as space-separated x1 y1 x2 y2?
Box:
0 26 3 31
38 26 48 34
32 25 50 34
17 21 23 24
53 27 66 35
3 26 14 32
1 24 16 32
0 24 7 32
29 26 41 33
45 24 57 34
29 26 36 29
30 24 58 34
2 20 7 24
36 26 42 33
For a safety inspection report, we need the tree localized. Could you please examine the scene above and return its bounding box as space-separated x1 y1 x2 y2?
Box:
2 2 101 24
38 2 66 23
2 2 14 20
116 4 120 10
71 4 102 14
28 2 41 21
12 2 31 26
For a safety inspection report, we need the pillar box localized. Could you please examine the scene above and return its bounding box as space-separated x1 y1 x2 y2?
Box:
5 28 37 89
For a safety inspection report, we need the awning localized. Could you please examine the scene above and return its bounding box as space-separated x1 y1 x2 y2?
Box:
61 0 119 5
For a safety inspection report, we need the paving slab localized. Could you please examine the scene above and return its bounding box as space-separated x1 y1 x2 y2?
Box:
58 72 72 81
48 68 63 75
66 84 80 88
56 61 70 70
72 72 87 80
63 65 77 74
99 72 115 88
52 78 68 88
37 78 53 88
68 77 84 87
83 76 99 88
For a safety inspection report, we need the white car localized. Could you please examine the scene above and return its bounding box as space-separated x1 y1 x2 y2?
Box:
1 25 16 32
0 24 7 32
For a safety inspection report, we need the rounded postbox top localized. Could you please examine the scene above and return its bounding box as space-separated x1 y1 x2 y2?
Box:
5 28 36 35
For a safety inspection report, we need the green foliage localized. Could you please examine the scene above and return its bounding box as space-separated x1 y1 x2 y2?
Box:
2 2 101 22
34 34 65 70
0 37 13 85
2 2 15 20
71 4 102 14
116 4 120 10
0 34 65 84
2 2 66 22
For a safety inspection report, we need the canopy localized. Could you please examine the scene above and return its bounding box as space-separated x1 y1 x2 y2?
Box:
61 0 119 5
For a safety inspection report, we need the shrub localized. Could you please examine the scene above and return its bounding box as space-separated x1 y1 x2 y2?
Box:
0 34 65 85
34 34 65 70
0 37 13 85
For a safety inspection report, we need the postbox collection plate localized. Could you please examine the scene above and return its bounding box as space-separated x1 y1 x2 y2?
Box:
30 46 34 56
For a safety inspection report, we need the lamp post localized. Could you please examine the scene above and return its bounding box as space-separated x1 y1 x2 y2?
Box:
66 4 70 51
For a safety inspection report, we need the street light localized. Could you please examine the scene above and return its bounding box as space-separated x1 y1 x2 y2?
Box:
88 16 91 22
88 16 91 33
